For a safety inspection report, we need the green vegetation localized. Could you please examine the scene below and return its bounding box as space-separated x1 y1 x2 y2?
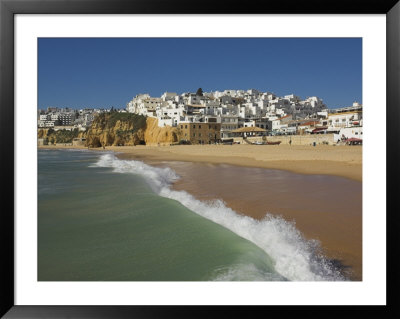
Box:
47 128 80 144
94 112 147 133
84 112 148 147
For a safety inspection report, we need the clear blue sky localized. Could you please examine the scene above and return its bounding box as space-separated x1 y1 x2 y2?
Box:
38 38 362 109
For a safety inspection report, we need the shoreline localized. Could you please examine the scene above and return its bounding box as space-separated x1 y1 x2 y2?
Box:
165 161 362 281
39 144 362 280
39 144 362 182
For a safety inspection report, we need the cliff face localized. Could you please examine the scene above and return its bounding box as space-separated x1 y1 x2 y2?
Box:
37 128 48 139
85 113 147 147
38 113 182 147
85 114 182 147
144 117 181 146
37 127 82 144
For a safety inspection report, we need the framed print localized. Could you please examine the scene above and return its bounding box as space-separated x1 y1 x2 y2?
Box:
1 0 399 318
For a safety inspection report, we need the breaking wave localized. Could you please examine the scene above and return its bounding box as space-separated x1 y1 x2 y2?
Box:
92 153 346 281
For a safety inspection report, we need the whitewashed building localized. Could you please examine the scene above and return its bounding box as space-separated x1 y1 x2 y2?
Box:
124 89 355 139
334 127 363 142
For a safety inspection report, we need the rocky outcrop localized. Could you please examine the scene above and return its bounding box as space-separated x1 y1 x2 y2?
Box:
144 117 181 146
37 128 48 139
84 113 146 147
37 127 82 144
38 113 182 147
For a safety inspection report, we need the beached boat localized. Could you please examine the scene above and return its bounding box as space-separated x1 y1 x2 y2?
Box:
346 137 362 145
266 141 281 145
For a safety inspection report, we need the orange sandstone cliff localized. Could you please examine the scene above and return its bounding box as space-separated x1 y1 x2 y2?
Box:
144 117 181 146
38 113 182 147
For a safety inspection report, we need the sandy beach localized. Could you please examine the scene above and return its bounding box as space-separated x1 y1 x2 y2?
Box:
120 144 362 181
39 144 362 280
42 144 362 181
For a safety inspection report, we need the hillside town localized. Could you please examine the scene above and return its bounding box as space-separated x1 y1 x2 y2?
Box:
37 106 107 130
37 88 363 145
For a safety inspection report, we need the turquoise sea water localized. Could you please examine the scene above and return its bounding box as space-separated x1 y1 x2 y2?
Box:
38 149 345 281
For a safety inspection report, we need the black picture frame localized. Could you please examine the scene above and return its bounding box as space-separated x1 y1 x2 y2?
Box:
1 0 398 318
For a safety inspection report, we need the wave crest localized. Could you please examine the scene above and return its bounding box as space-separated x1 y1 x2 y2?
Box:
93 153 346 281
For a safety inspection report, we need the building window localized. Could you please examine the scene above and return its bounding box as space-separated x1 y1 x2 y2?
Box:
193 125 196 129
199 125 201 129
185 125 187 129
199 133 202 137
193 133 196 137
181 125 183 129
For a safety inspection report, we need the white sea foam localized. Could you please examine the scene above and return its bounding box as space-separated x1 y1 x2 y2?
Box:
211 263 285 281
93 153 346 281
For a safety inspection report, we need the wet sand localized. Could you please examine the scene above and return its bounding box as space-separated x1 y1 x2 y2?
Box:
40 144 362 181
40 144 362 280
159 161 362 281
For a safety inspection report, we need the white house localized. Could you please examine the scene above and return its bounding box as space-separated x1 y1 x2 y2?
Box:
220 115 239 139
328 111 362 128
161 92 177 101
334 127 363 142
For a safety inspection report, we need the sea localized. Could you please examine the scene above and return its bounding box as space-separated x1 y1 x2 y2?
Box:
38 149 346 281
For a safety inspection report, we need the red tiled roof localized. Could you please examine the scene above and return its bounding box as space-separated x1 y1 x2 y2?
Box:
312 127 328 132
347 137 362 142
301 121 319 126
